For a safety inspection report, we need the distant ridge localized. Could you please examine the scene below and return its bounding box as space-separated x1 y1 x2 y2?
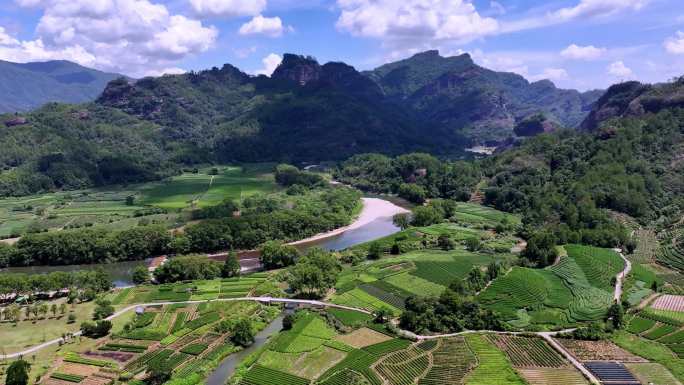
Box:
0 60 123 113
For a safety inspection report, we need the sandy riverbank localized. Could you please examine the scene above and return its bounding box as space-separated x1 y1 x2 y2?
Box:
287 197 410 246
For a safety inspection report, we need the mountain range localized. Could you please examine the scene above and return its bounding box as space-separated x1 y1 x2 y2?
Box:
0 50 637 196
0 60 122 113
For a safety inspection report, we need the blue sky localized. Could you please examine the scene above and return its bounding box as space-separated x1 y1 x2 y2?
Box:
0 0 682 90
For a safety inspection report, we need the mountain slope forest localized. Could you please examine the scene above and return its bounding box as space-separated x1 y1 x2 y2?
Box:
337 77 684 258
1 51 601 196
0 60 122 113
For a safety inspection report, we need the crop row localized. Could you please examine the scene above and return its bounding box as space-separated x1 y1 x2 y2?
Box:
240 365 309 385
376 354 430 385
358 283 406 310
488 335 566 368
63 353 111 368
50 373 84 383
419 337 477 385
180 343 209 355
320 349 382 385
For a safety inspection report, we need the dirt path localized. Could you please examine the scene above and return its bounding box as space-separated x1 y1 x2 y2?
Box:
614 248 632 302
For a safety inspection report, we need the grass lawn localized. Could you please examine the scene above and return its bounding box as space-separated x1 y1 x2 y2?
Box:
0 300 98 354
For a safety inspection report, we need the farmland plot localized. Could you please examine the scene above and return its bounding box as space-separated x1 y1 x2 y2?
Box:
652 294 684 312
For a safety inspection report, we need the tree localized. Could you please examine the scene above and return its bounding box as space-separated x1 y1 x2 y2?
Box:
397 183 427 204
6 359 30 385
486 261 503 281
367 242 382 260
607 303 625 329
153 255 222 283
231 319 255 347
466 268 486 292
392 213 411 230
221 252 241 278
287 249 341 298
125 195 135 206
465 237 482 252
410 206 442 227
67 313 76 323
259 241 299 269
374 308 391 324
522 232 558 267
93 298 114 320
38 302 48 319
145 359 172 385
132 265 150 285
59 303 67 316
282 314 295 330
50 303 57 317
81 320 112 337
438 234 455 250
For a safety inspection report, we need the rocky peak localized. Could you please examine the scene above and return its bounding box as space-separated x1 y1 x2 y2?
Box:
271 54 322 85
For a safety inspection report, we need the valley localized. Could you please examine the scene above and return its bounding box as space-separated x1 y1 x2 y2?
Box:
1 40 684 385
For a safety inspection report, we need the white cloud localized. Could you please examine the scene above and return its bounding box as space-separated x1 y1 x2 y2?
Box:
336 0 499 45
189 0 266 18
529 67 569 82
560 44 606 60
502 0 650 32
607 60 634 77
239 15 285 37
253 53 281 76
664 31 684 55
5 0 218 77
144 67 186 77
0 27 19 46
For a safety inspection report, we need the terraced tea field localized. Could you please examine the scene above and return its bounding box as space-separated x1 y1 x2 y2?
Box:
656 226 684 271
480 245 621 327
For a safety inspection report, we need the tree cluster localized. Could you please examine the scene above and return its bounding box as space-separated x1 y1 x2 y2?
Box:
0 269 112 296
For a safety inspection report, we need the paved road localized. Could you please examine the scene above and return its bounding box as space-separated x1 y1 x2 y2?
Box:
0 297 370 360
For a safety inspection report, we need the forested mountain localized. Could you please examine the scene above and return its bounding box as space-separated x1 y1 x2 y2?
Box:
0 51 609 196
0 60 122 113
97 54 452 163
365 50 603 144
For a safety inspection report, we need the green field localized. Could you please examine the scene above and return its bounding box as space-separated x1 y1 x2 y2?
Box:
333 247 512 313
0 164 277 238
140 164 277 209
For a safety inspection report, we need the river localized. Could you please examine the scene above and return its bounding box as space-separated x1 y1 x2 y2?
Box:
205 314 285 385
1 197 409 287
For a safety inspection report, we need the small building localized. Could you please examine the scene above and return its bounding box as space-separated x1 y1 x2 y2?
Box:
135 306 145 315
